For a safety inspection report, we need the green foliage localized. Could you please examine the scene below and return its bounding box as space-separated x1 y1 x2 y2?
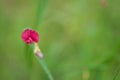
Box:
0 0 120 80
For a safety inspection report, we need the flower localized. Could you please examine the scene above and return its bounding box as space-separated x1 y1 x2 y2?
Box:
21 28 39 44
21 28 43 59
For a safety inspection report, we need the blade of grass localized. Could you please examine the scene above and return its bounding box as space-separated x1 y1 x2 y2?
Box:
25 45 33 68
34 0 48 28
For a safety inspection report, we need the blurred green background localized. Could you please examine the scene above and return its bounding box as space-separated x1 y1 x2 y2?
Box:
0 0 120 80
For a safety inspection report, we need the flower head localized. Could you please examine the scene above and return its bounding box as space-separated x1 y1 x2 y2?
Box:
21 28 39 44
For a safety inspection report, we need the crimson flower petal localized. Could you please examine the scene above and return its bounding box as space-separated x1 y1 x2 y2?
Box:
21 29 39 44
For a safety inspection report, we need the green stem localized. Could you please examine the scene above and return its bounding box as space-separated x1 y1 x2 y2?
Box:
35 0 48 28
31 44 54 80
38 59 54 80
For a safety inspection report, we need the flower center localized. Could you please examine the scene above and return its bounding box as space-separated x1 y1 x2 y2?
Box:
26 37 33 44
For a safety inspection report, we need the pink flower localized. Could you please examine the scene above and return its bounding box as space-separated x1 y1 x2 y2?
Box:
21 28 39 44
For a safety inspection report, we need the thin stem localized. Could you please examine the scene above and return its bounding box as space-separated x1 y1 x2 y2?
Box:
113 65 120 80
34 0 48 28
31 43 54 80
38 59 54 80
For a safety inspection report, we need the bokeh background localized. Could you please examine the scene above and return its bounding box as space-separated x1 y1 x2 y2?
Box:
0 0 120 80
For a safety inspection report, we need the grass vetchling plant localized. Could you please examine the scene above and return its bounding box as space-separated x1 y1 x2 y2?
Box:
21 28 54 80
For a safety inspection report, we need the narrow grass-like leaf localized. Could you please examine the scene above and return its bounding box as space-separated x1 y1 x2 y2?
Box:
38 59 54 80
25 45 33 68
34 0 48 28
30 43 54 80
